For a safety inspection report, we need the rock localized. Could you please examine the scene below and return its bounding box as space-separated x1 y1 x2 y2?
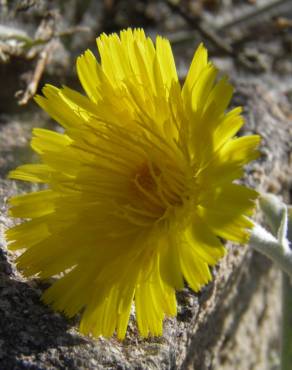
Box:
1 1 292 368
0 80 291 369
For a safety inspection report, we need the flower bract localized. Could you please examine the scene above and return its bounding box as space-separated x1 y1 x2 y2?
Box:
6 29 260 339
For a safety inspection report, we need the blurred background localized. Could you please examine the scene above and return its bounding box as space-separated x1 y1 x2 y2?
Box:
1 0 292 111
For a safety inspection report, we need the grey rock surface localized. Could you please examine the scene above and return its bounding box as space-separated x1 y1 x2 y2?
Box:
1 1 292 369
0 81 291 370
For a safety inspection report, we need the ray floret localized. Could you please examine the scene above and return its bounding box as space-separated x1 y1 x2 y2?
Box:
6 28 260 339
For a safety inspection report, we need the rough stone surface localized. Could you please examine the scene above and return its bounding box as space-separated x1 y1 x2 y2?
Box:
1 0 292 368
0 81 291 370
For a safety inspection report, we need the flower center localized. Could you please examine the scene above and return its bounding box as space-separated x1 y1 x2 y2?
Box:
131 161 184 220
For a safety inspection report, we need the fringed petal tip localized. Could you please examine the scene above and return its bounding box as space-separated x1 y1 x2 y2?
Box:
6 28 260 340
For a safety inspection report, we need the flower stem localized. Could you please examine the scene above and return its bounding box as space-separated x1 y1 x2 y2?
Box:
250 194 292 370
281 273 292 370
249 222 292 279
281 205 292 370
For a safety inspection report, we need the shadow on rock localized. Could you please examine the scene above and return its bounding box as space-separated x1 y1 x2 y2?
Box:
0 247 87 369
181 251 275 370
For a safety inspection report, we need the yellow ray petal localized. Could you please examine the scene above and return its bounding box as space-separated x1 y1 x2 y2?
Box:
34 85 84 129
203 76 234 120
182 43 208 100
155 36 178 88
6 219 50 250
199 183 258 215
31 128 72 154
76 49 101 103
159 233 184 290
199 135 260 184
9 164 52 183
9 190 57 218
179 216 225 291
197 206 254 243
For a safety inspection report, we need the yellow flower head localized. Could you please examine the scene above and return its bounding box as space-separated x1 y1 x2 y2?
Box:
6 29 260 339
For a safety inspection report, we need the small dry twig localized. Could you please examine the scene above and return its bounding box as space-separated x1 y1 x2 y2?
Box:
8 23 89 105
16 41 54 106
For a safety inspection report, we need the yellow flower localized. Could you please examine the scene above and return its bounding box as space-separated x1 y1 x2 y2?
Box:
6 29 260 339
